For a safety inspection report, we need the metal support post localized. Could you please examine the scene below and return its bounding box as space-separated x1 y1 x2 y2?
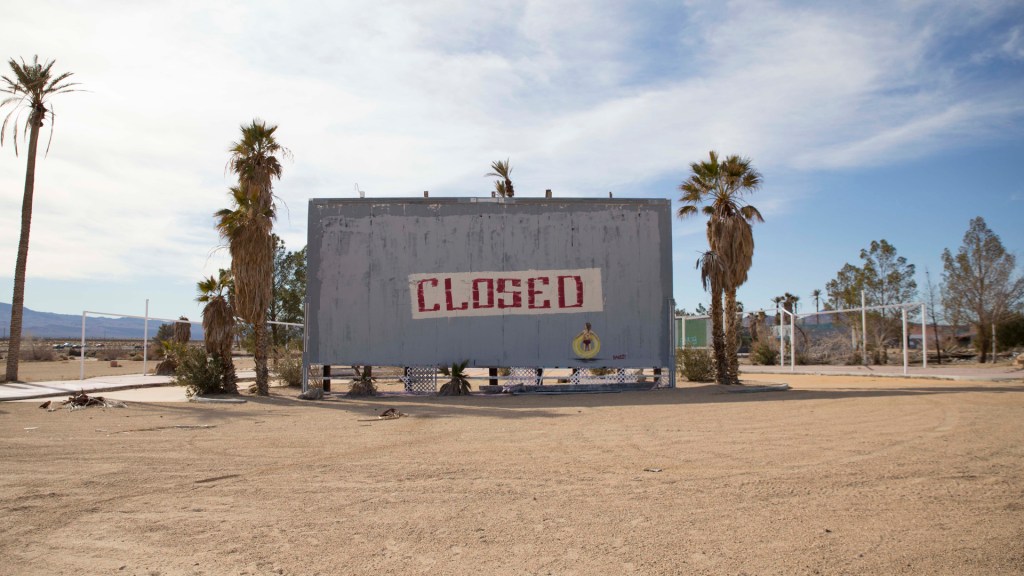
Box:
300 301 309 393
921 303 928 369
790 309 796 371
142 299 150 376
861 291 868 366
79 313 86 380
902 307 908 375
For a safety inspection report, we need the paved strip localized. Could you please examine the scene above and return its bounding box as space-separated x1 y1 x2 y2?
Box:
0 371 257 401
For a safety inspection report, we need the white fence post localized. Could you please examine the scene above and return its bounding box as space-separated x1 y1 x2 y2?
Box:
902 307 908 375
142 299 149 377
79 313 86 380
921 303 928 369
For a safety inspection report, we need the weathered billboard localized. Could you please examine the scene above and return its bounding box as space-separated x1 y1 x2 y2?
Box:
306 198 673 369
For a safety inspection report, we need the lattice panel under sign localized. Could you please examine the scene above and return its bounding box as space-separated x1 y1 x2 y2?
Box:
508 367 540 386
401 367 437 393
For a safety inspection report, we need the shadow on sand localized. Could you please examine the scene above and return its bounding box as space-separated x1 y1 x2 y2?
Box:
118 380 1024 423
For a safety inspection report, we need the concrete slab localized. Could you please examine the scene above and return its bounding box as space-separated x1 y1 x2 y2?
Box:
0 370 256 402
741 364 1023 382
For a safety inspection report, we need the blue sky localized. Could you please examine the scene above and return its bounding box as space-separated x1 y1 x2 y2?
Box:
1 0 1022 324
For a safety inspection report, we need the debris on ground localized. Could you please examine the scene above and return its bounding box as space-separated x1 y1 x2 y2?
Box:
297 387 324 400
38 400 51 409
59 391 128 410
358 408 409 422
644 468 663 473
378 408 407 419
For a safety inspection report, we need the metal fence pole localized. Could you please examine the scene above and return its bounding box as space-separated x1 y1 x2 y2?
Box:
902 307 908 375
921 303 928 369
142 299 149 376
79 313 86 380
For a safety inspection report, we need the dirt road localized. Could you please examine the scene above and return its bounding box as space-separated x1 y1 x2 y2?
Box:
1 374 1021 575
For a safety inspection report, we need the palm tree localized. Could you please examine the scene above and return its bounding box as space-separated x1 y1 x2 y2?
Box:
439 361 472 395
772 295 785 326
485 158 515 197
222 120 287 395
783 292 799 315
678 151 763 385
1 56 78 382
197 269 237 394
811 289 822 324
695 250 729 384
173 316 191 343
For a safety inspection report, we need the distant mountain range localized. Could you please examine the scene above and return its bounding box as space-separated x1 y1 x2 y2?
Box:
0 302 203 340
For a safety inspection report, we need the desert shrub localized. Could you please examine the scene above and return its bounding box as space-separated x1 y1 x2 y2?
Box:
347 366 377 397
676 348 715 382
801 331 856 365
439 361 472 395
97 347 128 361
273 344 303 387
172 346 224 397
589 367 617 376
155 341 189 375
19 337 55 361
148 342 166 360
749 341 779 366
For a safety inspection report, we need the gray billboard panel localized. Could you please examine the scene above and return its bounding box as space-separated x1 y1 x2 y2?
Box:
306 198 673 368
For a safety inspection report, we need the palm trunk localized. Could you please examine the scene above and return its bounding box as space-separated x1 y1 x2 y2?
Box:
710 279 727 385
221 352 238 394
254 320 269 395
724 288 740 385
5 116 41 383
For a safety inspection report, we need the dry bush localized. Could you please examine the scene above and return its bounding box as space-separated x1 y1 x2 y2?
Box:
97 346 132 361
749 340 779 366
19 337 56 361
801 332 856 365
347 366 378 397
272 344 303 387
676 348 715 382
171 347 225 397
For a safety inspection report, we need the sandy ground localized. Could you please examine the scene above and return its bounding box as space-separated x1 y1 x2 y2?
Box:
1 374 1022 576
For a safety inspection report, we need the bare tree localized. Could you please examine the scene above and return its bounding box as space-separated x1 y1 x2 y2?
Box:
941 217 1024 363
923 268 943 364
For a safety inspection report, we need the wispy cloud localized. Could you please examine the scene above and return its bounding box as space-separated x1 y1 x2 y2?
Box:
2 0 1023 314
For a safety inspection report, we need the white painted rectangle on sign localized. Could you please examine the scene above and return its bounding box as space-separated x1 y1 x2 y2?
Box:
409 268 604 319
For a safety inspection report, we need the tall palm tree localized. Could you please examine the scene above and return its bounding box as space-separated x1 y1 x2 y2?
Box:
197 268 237 394
1 56 78 382
485 158 515 197
222 120 287 395
678 151 763 384
696 250 729 384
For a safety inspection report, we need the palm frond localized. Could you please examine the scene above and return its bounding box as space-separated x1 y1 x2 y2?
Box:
0 56 77 156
